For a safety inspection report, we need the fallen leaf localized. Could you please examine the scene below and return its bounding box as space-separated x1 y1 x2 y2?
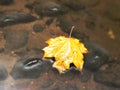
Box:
42 35 88 73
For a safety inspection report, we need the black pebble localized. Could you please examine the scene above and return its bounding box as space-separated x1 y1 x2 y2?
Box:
4 30 29 50
84 41 109 71
94 61 120 88
79 69 92 82
0 0 13 5
57 19 89 41
0 12 36 27
55 67 80 81
10 55 44 79
58 0 85 11
34 2 67 17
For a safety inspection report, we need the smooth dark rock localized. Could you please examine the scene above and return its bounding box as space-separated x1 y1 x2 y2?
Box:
33 24 45 33
0 12 36 27
57 19 71 33
94 61 120 88
4 30 29 50
79 69 92 82
15 51 28 58
34 2 68 17
57 19 89 41
0 65 8 80
42 79 53 88
84 42 109 71
10 55 44 79
55 67 80 81
58 0 85 11
0 0 13 5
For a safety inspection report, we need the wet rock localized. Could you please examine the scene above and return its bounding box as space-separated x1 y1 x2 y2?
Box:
33 24 45 33
0 65 8 80
34 1 68 17
57 19 71 33
10 55 44 79
72 30 89 41
79 69 92 82
58 0 85 11
57 19 89 41
58 0 99 11
0 0 13 5
0 12 36 27
55 67 80 81
84 42 109 71
15 50 28 57
94 61 120 88
42 79 53 88
4 30 29 50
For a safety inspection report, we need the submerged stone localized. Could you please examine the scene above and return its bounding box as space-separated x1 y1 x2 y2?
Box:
10 55 44 79
0 12 36 27
57 19 89 41
34 1 68 17
0 0 13 5
79 69 92 82
94 61 120 88
84 41 109 71
60 67 79 80
4 30 29 50
58 0 85 11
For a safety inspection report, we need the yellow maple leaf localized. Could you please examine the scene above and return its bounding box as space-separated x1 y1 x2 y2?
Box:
42 27 88 73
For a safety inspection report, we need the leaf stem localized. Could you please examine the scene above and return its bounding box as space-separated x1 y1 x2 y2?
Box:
69 26 75 38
